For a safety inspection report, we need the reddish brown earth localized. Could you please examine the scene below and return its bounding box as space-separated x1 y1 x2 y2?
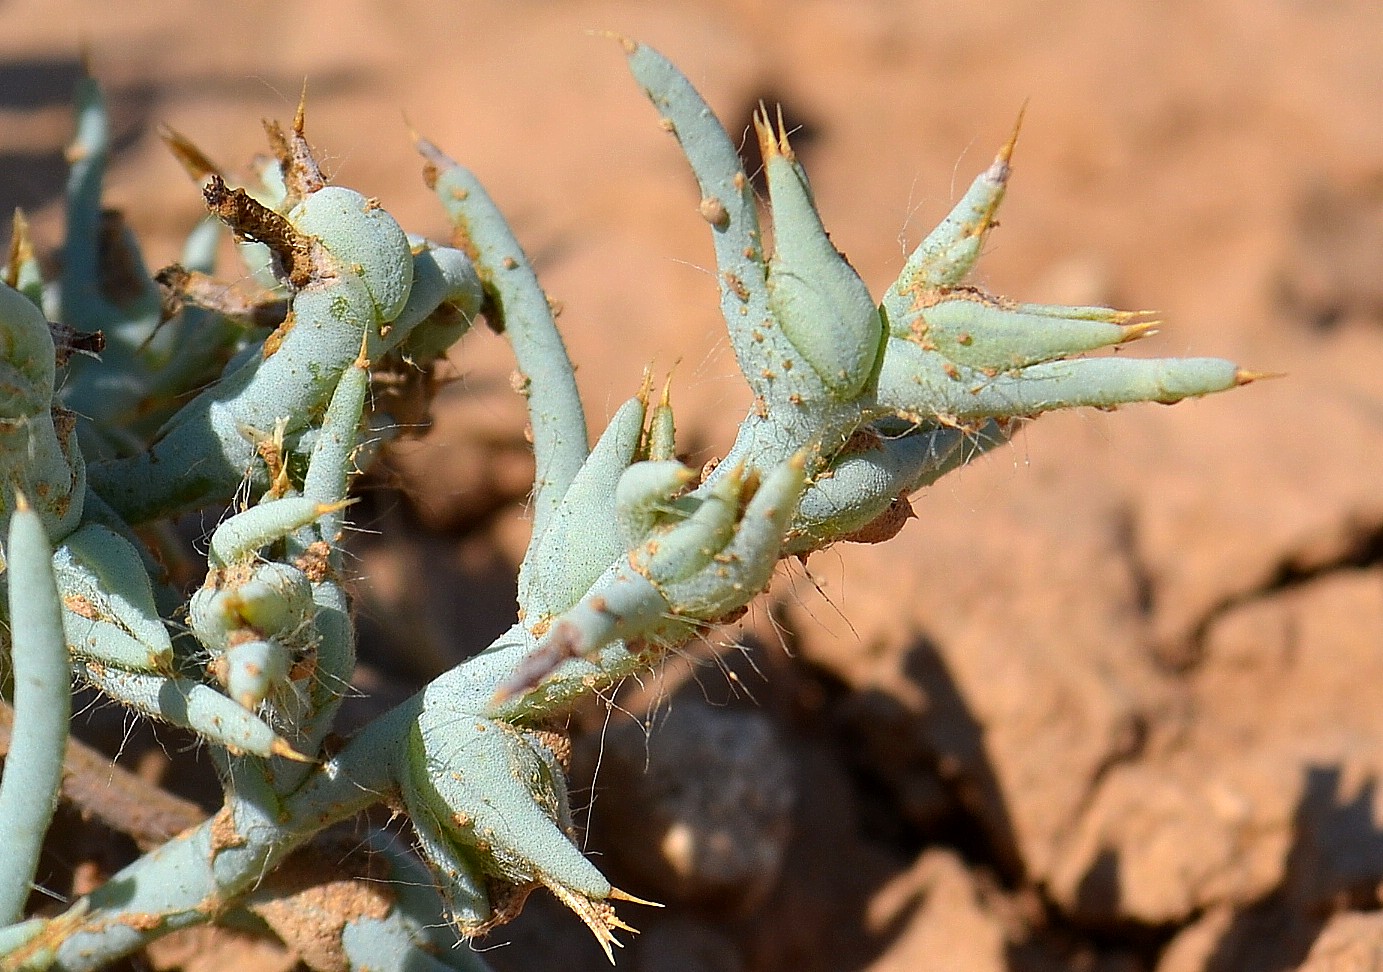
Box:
4 1 1382 969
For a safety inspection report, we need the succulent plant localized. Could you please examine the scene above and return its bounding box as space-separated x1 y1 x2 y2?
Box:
0 39 1252 971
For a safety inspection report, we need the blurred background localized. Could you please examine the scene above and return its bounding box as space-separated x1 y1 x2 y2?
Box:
4 1 1382 969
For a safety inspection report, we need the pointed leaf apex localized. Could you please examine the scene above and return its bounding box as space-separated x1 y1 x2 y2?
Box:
753 104 779 164
1120 319 1160 343
263 102 325 202
1235 369 1284 385
6 209 33 290
976 105 1025 226
607 886 663 907
776 104 796 160
995 100 1028 171
610 32 638 55
270 738 314 763
754 104 797 164
294 79 309 136
160 125 222 184
413 134 455 171
315 498 357 518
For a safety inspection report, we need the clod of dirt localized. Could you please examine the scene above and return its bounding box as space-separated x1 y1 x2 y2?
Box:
1277 172 1383 330
1156 906 1234 972
773 471 1169 890
1298 911 1383 972
581 698 795 914
381 345 535 533
864 849 1008 972
144 925 296 972
1048 756 1297 925
1054 568 1383 930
